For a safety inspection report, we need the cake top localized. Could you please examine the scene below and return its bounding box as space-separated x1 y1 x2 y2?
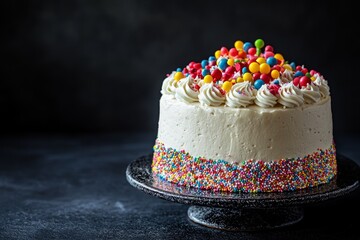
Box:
161 39 330 108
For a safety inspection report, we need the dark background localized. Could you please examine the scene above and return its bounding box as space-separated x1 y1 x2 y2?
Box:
1 1 360 239
1 0 359 136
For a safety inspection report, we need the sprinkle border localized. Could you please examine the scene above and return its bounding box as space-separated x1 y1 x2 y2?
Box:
152 140 337 192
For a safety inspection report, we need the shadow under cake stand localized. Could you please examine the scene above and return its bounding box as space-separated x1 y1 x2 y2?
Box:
126 154 359 231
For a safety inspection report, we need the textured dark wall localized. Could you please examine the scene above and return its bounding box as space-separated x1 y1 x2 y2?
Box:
1 1 359 134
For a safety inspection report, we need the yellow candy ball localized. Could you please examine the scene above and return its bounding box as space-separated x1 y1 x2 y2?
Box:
274 53 284 61
227 58 234 66
236 77 244 83
283 64 292 70
203 75 213 83
271 69 280 79
231 79 236 84
260 63 271 74
174 72 184 81
256 57 266 64
215 50 221 59
249 62 260 73
234 40 243 50
222 81 232 92
311 76 316 81
242 72 253 82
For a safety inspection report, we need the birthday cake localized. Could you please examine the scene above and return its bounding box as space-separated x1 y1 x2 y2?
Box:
152 39 336 192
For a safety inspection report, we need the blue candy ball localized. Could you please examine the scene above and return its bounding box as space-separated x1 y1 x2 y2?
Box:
201 60 208 68
273 79 280 85
218 58 228 71
242 67 248 74
266 57 277 67
290 62 296 70
294 71 304 77
243 42 253 52
208 56 216 62
176 68 182 72
254 79 265 90
202 69 210 76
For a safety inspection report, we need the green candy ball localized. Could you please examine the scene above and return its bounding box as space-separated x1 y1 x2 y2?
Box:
255 39 265 49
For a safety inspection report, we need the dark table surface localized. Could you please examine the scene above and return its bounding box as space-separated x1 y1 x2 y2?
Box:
0 133 359 240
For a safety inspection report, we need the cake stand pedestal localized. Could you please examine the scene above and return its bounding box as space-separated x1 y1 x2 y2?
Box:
126 154 359 231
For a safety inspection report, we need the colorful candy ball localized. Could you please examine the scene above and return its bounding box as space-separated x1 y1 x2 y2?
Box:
203 75 213 83
260 63 271 74
249 62 260 73
299 76 311 88
254 39 265 49
174 72 184 81
254 79 265 90
222 81 232 92
243 72 253 82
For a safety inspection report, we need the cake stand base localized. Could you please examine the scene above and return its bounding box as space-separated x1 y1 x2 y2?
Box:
188 206 303 231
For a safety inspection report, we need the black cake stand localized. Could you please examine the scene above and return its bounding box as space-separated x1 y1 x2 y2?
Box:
126 154 359 231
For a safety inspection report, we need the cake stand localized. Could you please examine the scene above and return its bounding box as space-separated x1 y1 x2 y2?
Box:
126 154 359 231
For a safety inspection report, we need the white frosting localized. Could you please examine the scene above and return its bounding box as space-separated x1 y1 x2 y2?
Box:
226 81 257 108
281 69 293 83
158 95 333 162
254 84 278 108
301 82 321 104
198 83 225 106
314 74 330 98
175 76 199 103
161 72 179 95
278 82 304 108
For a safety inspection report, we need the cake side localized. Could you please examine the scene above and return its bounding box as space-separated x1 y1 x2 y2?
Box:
158 95 333 162
152 140 337 192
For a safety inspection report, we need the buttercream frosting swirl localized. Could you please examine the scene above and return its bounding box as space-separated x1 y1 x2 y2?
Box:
175 76 199 103
161 72 180 95
278 82 304 108
254 84 278 108
301 82 321 104
314 74 330 98
198 83 225 106
281 69 293 83
226 81 257 108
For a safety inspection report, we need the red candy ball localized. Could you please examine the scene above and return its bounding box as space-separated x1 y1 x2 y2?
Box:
296 66 302 71
225 66 235 75
272 65 281 71
293 77 300 87
299 76 311 88
265 45 274 52
223 73 232 81
193 63 202 70
310 70 317 76
229 48 238 57
211 69 222 80
220 47 229 56
301 68 308 74
253 72 261 80
264 51 274 58
238 51 247 59
260 73 271 83
248 47 257 55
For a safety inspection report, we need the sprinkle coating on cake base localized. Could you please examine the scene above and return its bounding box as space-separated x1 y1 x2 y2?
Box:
152 140 337 192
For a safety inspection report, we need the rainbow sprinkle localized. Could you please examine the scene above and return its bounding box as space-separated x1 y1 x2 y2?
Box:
152 140 337 193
